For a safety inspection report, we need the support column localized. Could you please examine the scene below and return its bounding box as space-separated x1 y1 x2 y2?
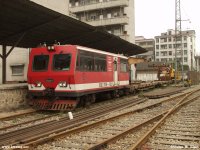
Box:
2 45 6 84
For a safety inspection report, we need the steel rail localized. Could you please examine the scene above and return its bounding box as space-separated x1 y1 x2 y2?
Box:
129 88 200 150
0 97 142 132
87 111 168 150
0 88 193 148
86 89 200 150
18 90 192 148
0 98 144 146
0 114 58 132
0 109 37 120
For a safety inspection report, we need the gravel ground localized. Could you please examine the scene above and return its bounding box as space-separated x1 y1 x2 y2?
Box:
35 88 193 150
2 85 199 150
144 96 200 149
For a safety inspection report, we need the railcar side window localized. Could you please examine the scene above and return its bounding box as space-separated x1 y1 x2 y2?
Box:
120 59 128 72
76 50 94 71
33 55 49 71
53 54 71 71
94 54 106 72
76 50 107 72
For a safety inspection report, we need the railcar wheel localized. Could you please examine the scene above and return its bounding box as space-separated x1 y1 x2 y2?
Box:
111 90 119 98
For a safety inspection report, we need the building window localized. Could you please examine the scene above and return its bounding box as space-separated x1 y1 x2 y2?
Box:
169 51 172 56
168 44 172 48
11 64 24 76
107 13 111 18
161 51 167 56
177 50 181 56
184 36 187 41
156 38 159 43
156 45 159 49
80 0 85 5
90 15 96 20
161 58 167 62
176 37 181 41
184 57 187 62
184 43 187 48
156 59 159 62
156 52 159 56
160 38 167 43
184 50 187 55
168 38 171 42
174 44 181 48
161 44 167 49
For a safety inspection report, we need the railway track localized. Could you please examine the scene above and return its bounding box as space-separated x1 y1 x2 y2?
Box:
0 86 197 150
130 88 200 150
19 87 196 149
0 94 141 134
0 109 37 121
0 96 146 147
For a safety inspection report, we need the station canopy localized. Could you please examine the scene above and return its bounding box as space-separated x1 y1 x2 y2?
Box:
0 0 146 56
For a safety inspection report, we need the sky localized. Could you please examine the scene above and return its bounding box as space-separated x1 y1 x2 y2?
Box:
135 0 200 54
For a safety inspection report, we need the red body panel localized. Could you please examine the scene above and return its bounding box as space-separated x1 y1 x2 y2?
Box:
28 45 129 89
28 45 77 88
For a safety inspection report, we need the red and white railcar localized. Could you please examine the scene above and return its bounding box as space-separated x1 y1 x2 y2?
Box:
27 44 129 110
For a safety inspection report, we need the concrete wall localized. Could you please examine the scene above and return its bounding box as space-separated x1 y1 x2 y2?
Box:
137 71 158 81
124 0 135 43
0 84 28 111
0 46 29 83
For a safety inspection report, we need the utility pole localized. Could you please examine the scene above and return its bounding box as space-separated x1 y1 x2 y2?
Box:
175 0 184 84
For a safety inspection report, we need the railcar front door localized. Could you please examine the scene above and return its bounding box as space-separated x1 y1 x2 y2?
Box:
113 57 118 86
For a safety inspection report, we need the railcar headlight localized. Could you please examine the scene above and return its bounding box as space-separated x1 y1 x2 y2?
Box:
59 81 67 87
47 46 55 51
35 81 42 87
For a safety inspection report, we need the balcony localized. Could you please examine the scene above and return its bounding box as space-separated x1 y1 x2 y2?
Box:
86 17 129 26
70 0 129 13
119 34 130 41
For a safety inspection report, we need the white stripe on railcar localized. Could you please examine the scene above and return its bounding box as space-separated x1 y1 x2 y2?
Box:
55 80 129 91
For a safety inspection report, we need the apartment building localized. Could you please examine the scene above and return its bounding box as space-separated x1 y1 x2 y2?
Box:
135 36 155 61
69 0 135 43
155 29 196 70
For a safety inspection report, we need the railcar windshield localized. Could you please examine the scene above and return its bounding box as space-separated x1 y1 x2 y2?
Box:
32 55 49 71
53 54 71 71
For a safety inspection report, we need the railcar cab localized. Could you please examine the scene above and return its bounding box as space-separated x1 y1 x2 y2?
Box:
27 45 76 103
28 45 76 86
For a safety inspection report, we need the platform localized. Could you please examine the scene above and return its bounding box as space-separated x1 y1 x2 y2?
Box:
0 83 27 90
0 83 28 111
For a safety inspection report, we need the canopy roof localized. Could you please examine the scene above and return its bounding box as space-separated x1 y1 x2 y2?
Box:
0 0 146 56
